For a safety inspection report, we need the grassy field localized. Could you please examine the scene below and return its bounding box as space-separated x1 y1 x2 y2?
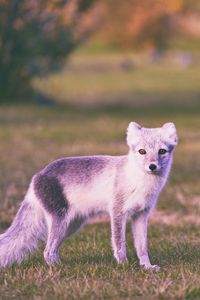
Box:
0 43 200 299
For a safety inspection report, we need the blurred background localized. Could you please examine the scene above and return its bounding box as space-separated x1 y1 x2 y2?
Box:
0 0 200 227
1 0 200 106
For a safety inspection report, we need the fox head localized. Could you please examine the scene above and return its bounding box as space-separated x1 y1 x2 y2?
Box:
127 122 178 174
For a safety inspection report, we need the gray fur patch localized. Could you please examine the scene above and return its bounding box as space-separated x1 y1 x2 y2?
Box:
34 174 68 218
66 215 86 238
40 156 109 185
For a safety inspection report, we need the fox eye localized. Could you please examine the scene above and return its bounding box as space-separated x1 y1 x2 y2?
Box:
138 149 146 155
159 149 167 155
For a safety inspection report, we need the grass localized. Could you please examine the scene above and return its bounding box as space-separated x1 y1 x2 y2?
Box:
33 59 200 108
1 224 200 299
1 41 200 299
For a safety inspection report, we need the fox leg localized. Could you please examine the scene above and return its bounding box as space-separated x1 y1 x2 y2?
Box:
44 214 68 265
131 210 160 271
111 213 127 263
34 174 70 265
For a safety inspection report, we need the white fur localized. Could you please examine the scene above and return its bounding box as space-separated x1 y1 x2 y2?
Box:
0 183 46 267
0 122 177 270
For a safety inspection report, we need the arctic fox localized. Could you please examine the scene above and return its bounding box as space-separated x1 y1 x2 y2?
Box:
0 122 178 270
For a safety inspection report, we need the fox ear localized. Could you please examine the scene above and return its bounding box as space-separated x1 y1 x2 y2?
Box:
127 122 142 147
162 122 178 146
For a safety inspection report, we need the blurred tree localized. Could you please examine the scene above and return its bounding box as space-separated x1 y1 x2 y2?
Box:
0 0 97 101
97 0 184 51
182 0 200 12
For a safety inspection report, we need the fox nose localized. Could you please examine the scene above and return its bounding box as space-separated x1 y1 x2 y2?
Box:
149 164 157 171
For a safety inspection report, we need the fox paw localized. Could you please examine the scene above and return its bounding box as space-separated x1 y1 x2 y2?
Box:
44 252 61 266
141 264 160 272
117 256 128 264
115 253 128 264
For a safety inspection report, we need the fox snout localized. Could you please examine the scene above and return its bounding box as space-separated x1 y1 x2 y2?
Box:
149 164 157 171
146 162 161 173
